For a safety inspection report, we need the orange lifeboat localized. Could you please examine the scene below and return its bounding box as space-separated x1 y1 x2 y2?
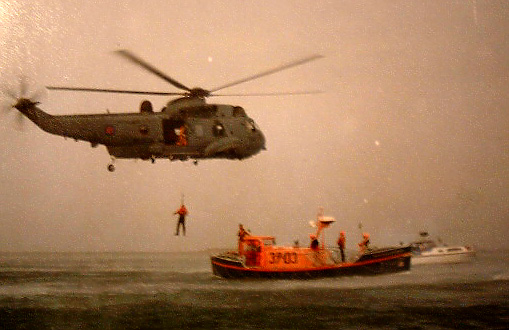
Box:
211 214 411 279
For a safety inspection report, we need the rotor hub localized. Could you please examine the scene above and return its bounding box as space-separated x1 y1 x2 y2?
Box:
187 88 210 98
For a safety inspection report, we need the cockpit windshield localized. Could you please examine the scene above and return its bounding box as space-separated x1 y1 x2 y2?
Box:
245 119 259 132
233 106 246 117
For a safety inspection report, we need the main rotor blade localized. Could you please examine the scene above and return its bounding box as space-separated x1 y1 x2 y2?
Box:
20 76 28 98
3 88 18 101
210 90 323 97
114 50 192 92
46 86 186 96
209 54 324 93
29 87 48 103
15 112 25 132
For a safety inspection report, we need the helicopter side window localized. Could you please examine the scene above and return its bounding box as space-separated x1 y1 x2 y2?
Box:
213 121 225 137
139 126 149 135
194 124 204 137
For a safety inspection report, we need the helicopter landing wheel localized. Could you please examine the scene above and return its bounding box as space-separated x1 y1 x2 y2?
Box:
193 160 198 166
107 157 116 172
151 156 156 163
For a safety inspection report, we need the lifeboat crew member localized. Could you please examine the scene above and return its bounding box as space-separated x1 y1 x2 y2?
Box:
174 203 188 236
337 231 346 262
238 224 250 255
358 233 370 253
310 234 319 250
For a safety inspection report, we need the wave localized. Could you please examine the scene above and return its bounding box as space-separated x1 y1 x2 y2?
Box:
493 272 509 281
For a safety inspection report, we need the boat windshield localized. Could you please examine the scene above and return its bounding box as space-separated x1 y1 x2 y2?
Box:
263 238 275 247
411 240 436 252
245 241 261 252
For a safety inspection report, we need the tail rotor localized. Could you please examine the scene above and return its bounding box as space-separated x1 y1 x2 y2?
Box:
1 76 46 131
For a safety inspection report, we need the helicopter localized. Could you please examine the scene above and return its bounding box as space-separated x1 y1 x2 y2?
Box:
6 50 323 172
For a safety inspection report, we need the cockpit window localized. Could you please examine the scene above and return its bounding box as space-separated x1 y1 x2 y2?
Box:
245 119 257 132
233 106 246 117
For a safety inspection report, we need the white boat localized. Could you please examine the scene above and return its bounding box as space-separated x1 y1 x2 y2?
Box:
410 232 475 265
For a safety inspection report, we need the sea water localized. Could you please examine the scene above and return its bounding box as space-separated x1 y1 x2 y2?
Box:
0 250 507 329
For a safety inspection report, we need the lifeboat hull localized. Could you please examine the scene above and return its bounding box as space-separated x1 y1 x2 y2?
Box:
211 246 411 279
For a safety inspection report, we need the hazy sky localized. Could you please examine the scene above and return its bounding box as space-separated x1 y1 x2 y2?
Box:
0 0 507 252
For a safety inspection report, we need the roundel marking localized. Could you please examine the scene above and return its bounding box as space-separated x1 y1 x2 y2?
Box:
105 126 115 136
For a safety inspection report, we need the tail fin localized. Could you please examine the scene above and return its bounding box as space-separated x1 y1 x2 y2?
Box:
14 98 39 116
13 98 56 133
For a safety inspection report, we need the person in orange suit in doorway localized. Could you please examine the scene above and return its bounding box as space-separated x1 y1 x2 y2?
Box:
176 125 188 146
